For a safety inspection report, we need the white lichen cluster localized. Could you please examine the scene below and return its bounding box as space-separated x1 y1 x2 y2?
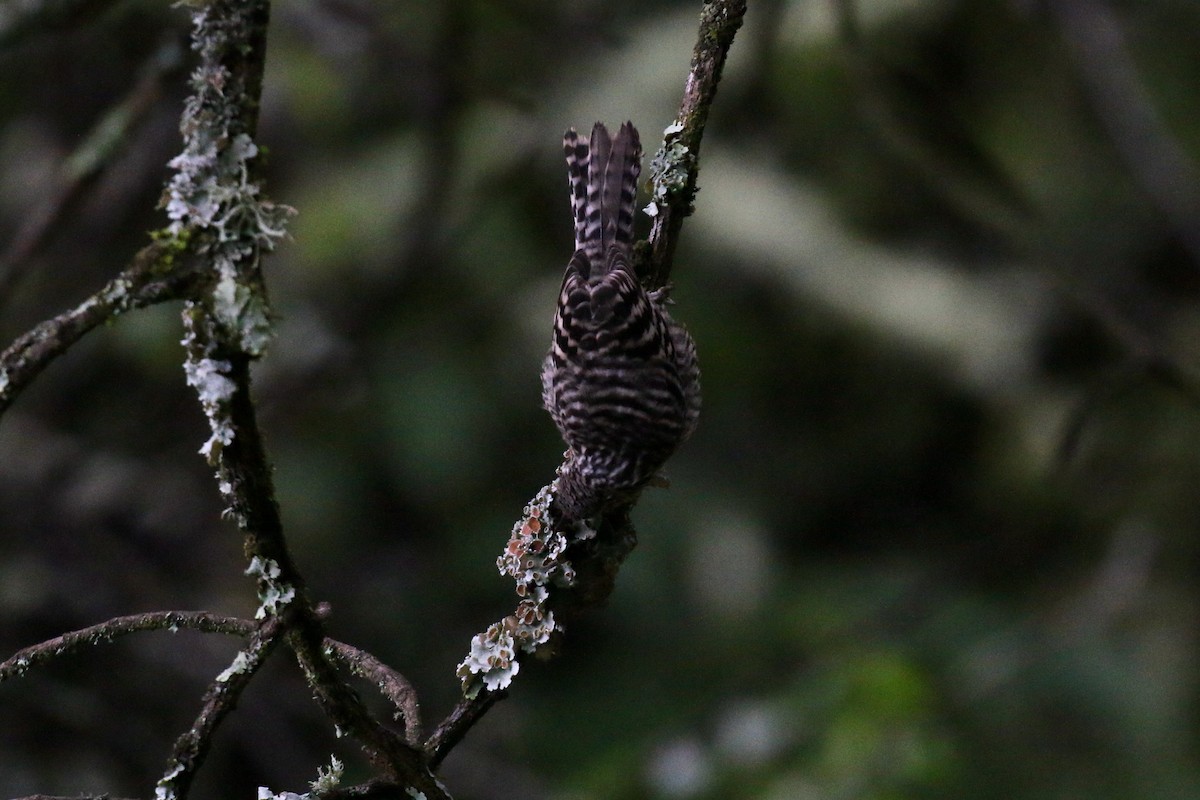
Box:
309 754 344 794
164 4 292 357
181 343 237 464
83 274 136 316
257 788 304 800
644 120 691 218
165 131 288 250
456 483 573 696
215 649 254 683
8 655 29 677
211 270 274 356
246 556 296 620
155 761 185 800
255 753 343 799
457 622 520 694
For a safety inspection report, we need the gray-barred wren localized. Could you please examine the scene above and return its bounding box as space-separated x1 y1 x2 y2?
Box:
541 122 701 520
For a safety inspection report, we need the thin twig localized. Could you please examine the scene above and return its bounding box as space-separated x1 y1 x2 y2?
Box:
0 611 254 682
157 615 288 800
425 688 504 769
327 639 423 747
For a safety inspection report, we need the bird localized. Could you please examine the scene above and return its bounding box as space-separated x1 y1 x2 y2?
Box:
541 121 701 520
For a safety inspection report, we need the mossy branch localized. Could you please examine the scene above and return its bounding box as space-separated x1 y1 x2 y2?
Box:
165 2 446 795
439 0 746 762
641 0 748 289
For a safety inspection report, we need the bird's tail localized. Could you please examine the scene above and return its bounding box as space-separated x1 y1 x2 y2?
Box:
563 121 641 270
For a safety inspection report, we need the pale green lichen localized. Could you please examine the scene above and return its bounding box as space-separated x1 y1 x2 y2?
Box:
255 752 343 798
211 273 273 356
96 276 134 312
165 3 294 357
309 755 344 794
645 121 693 217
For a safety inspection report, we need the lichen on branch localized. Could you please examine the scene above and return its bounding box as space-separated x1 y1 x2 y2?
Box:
165 0 291 359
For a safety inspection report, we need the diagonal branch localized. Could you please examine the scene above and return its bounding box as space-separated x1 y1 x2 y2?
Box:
426 687 504 769
0 238 202 417
167 2 446 795
156 615 288 800
432 0 746 763
643 0 748 289
1045 0 1200 268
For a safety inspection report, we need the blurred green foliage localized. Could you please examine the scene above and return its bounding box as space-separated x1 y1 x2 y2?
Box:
2 0 1200 798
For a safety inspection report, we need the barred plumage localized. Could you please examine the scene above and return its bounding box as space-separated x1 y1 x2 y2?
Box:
542 121 701 520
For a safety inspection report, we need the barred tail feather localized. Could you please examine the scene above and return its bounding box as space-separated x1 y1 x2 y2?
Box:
605 122 641 251
564 122 641 272
563 129 590 255
546 120 700 520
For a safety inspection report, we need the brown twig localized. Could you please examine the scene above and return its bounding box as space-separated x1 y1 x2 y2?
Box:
0 611 254 682
1 611 280 800
425 687 505 769
327 639 424 747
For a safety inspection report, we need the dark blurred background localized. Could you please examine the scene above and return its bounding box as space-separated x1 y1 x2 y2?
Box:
2 0 1200 797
